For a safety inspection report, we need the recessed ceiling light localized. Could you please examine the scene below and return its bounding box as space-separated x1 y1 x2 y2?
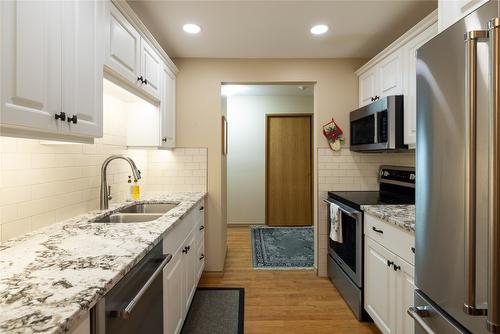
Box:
310 24 329 35
183 23 201 34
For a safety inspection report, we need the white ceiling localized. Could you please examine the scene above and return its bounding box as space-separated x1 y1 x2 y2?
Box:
222 84 314 96
128 0 437 59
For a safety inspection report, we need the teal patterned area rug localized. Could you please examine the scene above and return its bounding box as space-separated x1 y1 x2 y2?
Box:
251 226 314 269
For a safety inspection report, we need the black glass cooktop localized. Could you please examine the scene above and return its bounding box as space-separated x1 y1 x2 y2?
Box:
328 190 414 210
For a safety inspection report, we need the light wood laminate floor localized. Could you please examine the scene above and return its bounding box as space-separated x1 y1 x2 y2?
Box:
199 226 380 334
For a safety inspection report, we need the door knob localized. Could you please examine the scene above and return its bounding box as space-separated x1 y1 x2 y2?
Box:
55 112 66 121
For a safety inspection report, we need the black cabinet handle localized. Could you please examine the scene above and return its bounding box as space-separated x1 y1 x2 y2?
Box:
199 254 205 260
199 206 204 211
387 260 394 267
372 226 384 234
137 76 147 84
393 264 401 272
162 137 167 143
199 225 205 231
182 245 190 254
67 115 77 124
143 79 148 85
55 112 66 121
411 247 415 254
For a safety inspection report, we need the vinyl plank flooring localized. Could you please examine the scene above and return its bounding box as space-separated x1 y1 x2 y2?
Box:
198 226 380 334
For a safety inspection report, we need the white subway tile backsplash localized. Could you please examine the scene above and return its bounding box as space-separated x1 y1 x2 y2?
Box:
0 93 207 243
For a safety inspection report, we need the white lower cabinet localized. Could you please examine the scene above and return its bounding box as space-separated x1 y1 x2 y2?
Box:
365 237 397 334
163 200 205 334
163 250 185 334
364 215 415 334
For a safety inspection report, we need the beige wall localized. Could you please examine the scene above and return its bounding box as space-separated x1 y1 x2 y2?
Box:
227 95 313 225
173 58 365 271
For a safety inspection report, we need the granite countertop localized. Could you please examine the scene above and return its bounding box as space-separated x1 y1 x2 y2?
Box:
361 205 415 233
0 191 206 334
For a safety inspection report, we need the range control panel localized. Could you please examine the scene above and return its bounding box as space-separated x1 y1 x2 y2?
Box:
379 166 415 185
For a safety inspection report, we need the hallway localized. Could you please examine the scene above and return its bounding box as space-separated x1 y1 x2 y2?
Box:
198 227 379 334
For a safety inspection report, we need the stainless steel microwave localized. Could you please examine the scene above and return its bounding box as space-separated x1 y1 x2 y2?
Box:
350 95 408 152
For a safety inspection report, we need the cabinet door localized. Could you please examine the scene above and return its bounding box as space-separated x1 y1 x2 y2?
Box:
364 236 397 334
358 67 378 107
105 3 141 85
140 38 161 99
163 250 184 334
378 50 403 97
196 239 205 281
403 23 437 147
396 257 415 334
1 0 62 133
61 0 104 138
160 65 176 148
183 231 198 313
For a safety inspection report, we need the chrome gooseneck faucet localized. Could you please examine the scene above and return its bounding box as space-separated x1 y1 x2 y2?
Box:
100 155 141 210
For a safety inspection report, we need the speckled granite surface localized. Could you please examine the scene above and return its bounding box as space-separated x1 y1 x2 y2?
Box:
361 205 415 233
0 192 206 334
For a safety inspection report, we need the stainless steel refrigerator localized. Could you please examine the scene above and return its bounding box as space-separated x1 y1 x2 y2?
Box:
413 0 500 333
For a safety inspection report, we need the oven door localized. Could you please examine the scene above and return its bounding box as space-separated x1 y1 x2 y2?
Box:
325 198 363 287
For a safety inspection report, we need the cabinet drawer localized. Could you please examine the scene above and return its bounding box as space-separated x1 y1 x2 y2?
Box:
192 200 205 223
163 212 193 256
364 214 415 265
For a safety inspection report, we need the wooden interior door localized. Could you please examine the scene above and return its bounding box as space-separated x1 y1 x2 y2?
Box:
266 114 312 226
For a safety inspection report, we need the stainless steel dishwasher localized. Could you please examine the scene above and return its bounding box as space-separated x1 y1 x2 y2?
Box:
92 243 171 334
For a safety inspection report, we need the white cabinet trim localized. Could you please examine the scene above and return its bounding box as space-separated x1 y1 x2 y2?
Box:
356 10 437 75
111 0 178 75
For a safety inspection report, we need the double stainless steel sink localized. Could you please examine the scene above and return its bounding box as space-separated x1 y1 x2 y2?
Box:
93 202 179 223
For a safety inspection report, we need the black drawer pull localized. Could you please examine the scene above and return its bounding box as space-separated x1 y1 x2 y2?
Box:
411 247 415 254
199 206 204 211
387 260 394 267
199 225 205 231
393 264 401 272
200 254 204 260
55 112 66 121
372 226 384 234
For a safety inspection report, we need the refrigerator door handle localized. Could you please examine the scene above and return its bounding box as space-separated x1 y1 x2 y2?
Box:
408 306 437 334
487 17 500 334
464 29 488 317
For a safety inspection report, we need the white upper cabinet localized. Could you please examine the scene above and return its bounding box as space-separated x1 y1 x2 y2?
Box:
356 10 438 146
359 67 378 107
438 0 488 32
105 3 141 85
1 0 104 140
160 65 176 148
1 1 62 134
105 3 169 101
402 23 438 147
140 39 161 99
61 0 105 138
378 49 403 97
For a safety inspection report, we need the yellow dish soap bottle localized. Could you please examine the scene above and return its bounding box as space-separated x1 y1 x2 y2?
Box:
132 179 140 200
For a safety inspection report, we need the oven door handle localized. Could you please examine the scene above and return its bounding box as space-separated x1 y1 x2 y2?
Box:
110 253 172 320
323 199 361 219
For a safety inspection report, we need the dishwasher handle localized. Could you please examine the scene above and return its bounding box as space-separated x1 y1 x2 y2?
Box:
110 253 172 320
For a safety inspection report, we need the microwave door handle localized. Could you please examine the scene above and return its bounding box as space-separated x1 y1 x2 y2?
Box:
373 112 378 144
488 18 500 333
464 30 488 317
110 253 172 320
